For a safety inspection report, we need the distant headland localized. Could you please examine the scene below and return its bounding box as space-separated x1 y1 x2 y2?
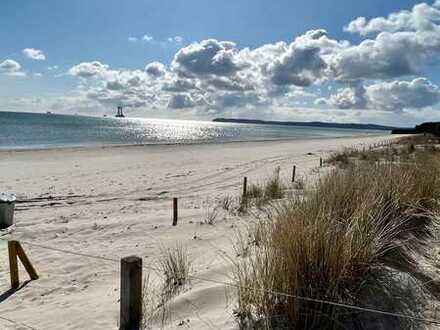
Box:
212 118 398 131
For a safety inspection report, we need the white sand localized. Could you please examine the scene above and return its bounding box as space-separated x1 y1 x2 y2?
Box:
0 135 397 330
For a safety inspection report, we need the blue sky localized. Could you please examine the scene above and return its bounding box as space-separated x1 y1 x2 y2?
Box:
1 0 440 126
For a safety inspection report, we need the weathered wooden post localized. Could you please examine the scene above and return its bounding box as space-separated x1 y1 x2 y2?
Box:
8 241 19 289
8 241 38 289
120 256 142 330
172 198 178 226
291 165 296 183
320 157 323 167
242 177 247 198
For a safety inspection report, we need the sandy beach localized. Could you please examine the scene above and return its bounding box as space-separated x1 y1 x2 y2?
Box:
0 134 396 330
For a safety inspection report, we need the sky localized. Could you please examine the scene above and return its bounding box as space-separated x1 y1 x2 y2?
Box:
2 0 440 126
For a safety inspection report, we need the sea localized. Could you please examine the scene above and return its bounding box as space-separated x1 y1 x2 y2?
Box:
0 111 388 150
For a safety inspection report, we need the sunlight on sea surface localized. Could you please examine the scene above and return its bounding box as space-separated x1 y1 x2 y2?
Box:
0 112 387 149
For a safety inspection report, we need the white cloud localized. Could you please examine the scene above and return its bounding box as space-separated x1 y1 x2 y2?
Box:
23 48 46 61
0 59 26 77
323 78 440 112
0 59 21 72
6 71 27 77
62 2 440 122
128 36 138 42
326 82 367 109
167 94 196 109
68 61 109 78
172 39 242 77
267 29 345 87
143 35 153 42
344 3 440 35
366 78 440 111
145 62 167 77
168 36 184 44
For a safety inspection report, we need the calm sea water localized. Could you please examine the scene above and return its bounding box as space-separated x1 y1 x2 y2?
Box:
0 111 387 150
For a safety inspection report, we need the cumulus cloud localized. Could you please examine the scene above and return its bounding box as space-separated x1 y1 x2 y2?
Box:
366 78 440 111
326 82 367 109
172 39 243 77
143 35 153 42
332 2 440 81
329 31 440 80
0 59 21 72
323 78 440 112
344 3 440 35
23 48 46 61
68 61 109 78
0 59 26 77
268 31 326 86
64 2 440 120
145 62 167 77
167 93 196 109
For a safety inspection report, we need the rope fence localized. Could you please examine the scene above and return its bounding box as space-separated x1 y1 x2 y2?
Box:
1 236 440 328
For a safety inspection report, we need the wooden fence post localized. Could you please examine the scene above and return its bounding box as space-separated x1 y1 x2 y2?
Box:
120 256 142 330
16 242 39 281
172 198 178 226
320 157 323 167
8 241 19 289
291 165 296 183
242 177 247 198
7 241 38 289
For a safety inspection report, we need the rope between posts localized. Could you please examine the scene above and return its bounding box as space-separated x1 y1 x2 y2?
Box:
2 238 440 325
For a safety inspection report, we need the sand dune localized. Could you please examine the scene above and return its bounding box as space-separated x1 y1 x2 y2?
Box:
0 135 397 330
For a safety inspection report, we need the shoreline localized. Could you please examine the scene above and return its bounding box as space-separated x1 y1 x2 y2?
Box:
0 132 392 153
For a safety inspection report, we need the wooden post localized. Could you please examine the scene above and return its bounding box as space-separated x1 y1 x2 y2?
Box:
120 256 142 330
291 165 296 183
172 198 178 226
16 242 38 280
242 177 247 198
8 240 39 289
8 241 19 289
320 157 323 167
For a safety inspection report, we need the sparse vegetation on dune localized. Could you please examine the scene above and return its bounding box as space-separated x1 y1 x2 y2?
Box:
159 243 192 297
239 167 287 213
233 135 440 330
140 243 193 329
327 135 440 168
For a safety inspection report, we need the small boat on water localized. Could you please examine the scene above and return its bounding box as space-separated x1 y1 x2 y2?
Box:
115 105 125 118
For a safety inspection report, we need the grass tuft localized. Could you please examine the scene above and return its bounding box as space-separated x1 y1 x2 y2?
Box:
159 243 192 297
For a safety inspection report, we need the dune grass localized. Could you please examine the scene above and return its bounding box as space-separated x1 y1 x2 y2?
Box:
233 139 440 329
327 135 440 169
239 167 286 212
140 244 193 329
159 243 192 296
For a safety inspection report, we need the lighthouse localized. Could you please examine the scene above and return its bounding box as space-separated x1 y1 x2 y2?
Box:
115 105 125 118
